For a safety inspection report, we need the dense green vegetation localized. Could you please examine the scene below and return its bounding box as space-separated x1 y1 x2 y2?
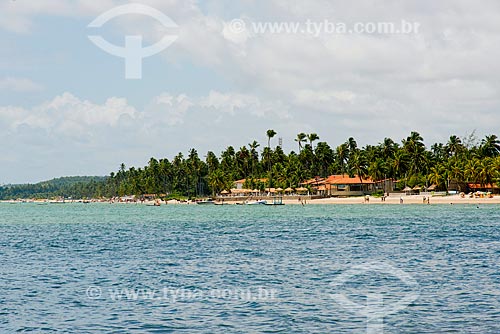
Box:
0 176 106 200
2 131 500 199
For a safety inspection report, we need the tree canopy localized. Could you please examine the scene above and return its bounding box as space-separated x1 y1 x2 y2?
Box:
2 131 500 199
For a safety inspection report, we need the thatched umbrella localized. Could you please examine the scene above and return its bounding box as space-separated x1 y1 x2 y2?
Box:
284 187 294 192
276 187 283 192
221 190 229 195
295 187 308 193
402 186 412 195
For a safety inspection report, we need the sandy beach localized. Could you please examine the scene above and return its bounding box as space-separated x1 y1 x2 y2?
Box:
162 195 500 205
3 195 499 206
287 195 500 205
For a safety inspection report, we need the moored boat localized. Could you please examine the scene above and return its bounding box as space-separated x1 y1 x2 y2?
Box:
196 199 216 205
245 200 267 205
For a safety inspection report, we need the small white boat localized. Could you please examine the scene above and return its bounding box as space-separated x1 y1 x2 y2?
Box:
196 199 216 205
49 200 66 204
245 200 267 205
265 196 285 205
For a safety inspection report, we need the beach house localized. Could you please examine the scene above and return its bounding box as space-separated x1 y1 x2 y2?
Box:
301 175 395 197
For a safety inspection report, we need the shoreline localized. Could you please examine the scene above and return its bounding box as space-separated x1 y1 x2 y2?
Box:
2 195 499 205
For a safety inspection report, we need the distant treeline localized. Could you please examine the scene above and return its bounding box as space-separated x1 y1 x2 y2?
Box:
0 176 107 200
2 131 500 200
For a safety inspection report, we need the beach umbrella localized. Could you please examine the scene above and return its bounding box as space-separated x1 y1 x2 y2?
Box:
276 187 283 192
252 189 259 193
402 186 412 192
221 190 229 194
284 187 293 192
295 187 308 192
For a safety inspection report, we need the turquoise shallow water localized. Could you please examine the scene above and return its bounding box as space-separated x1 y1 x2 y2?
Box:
1 203 500 333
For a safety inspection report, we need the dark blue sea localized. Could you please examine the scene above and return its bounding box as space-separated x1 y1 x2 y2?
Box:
1 203 499 333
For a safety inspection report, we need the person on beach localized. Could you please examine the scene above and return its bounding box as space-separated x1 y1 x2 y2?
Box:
400 197 404 204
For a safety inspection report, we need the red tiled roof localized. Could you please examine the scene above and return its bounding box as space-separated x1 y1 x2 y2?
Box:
324 174 374 185
300 177 325 185
234 178 268 184
468 183 499 189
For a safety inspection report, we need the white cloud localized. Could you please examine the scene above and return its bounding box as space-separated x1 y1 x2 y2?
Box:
0 77 43 92
200 91 257 114
2 0 500 182
149 93 194 126
295 89 357 106
1 93 137 137
222 19 250 45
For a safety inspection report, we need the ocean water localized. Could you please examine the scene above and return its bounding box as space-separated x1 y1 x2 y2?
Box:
1 203 499 333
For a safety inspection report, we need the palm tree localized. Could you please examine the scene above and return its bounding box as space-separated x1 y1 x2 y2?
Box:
205 151 219 172
349 150 368 182
208 169 228 196
236 146 251 178
307 133 320 150
403 131 426 175
220 146 237 183
481 135 500 157
295 133 307 152
431 143 445 162
478 157 495 187
315 142 334 177
428 165 445 190
368 158 387 182
266 129 276 149
248 140 260 177
446 135 463 157
390 150 407 179
266 129 277 188
380 138 396 160
347 137 358 152
447 158 464 191
494 157 500 187
336 143 349 175
464 158 481 184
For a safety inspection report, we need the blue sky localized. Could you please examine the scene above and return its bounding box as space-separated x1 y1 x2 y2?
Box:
1 0 500 183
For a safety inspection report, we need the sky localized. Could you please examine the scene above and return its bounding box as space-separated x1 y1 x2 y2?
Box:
1 0 500 184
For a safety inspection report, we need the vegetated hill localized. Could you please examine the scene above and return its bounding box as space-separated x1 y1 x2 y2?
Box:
0 176 107 200
36 176 106 187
